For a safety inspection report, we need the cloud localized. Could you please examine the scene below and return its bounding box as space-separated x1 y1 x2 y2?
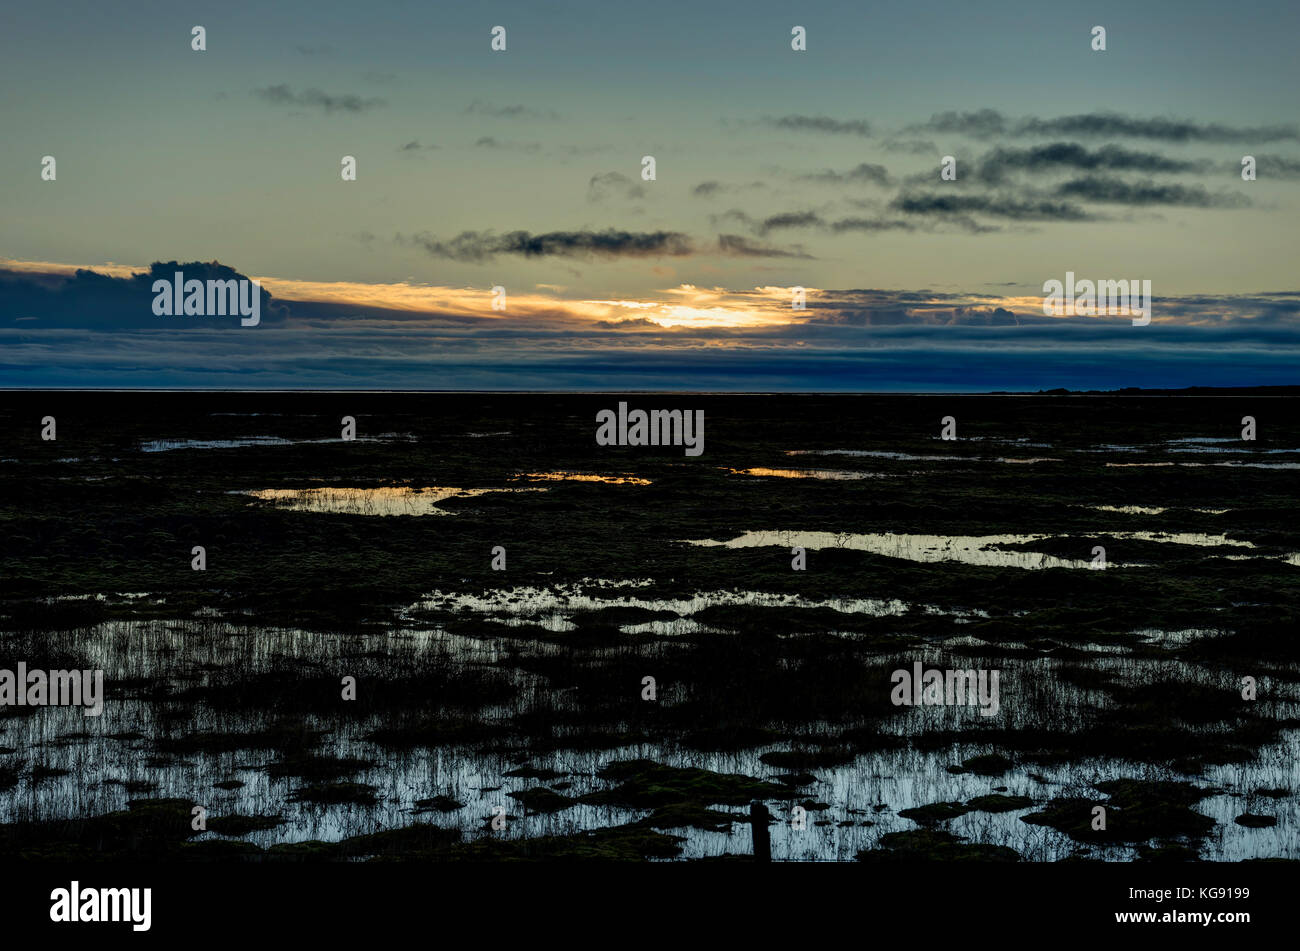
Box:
474 136 541 152
252 84 385 114
881 138 937 155
828 217 917 233
975 143 1211 184
397 229 694 262
464 100 559 120
1236 155 1300 179
796 162 893 187
757 211 826 234
709 209 830 237
397 140 438 154
4 261 1299 390
716 235 813 258
1053 176 1250 207
691 180 766 198
890 192 1095 221
587 171 646 203
762 115 871 137
909 109 1298 143
715 208 971 237
0 261 284 329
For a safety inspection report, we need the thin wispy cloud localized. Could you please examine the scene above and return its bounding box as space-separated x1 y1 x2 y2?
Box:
253 84 385 114
974 143 1211 184
1053 177 1251 207
762 115 872 137
474 136 541 152
908 109 1299 143
464 100 560 120
587 172 646 203
716 235 813 258
889 192 1096 221
796 163 893 187
398 229 694 262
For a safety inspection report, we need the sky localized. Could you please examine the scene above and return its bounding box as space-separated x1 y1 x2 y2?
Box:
1 0 1297 389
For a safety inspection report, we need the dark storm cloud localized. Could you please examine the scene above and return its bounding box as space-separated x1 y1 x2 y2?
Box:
908 109 1298 143
397 229 694 262
1053 177 1251 207
0 262 284 329
763 115 872 137
252 84 385 114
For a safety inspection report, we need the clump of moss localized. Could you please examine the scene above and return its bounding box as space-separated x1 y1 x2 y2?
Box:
858 829 1020 862
966 794 1034 813
1234 814 1277 828
1021 779 1214 842
899 801 971 823
509 787 574 814
338 823 462 859
639 803 736 832
582 760 785 808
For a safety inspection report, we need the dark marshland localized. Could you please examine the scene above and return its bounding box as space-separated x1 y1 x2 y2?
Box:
0 391 1297 862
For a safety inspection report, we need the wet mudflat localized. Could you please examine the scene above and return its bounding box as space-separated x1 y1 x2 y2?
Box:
0 392 1298 862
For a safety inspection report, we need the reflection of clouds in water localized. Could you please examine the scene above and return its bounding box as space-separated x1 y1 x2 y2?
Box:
514 471 652 485
141 433 412 452
682 529 1291 570
10 618 1297 860
726 467 889 480
239 485 546 516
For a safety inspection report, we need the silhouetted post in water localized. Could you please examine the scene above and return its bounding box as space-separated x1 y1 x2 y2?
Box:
750 801 771 862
